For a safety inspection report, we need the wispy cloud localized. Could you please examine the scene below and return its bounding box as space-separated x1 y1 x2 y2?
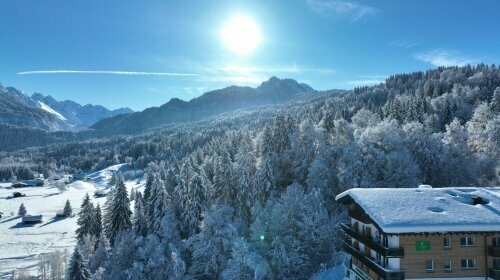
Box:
306 0 379 21
17 70 198 76
413 49 476 67
346 75 387 86
389 39 422 49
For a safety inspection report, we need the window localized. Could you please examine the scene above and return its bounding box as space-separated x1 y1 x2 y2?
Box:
460 259 476 269
444 259 452 271
443 237 451 248
493 237 500 247
426 259 434 272
494 259 500 270
460 237 475 246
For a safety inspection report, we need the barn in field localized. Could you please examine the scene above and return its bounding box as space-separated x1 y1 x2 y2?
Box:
22 215 43 224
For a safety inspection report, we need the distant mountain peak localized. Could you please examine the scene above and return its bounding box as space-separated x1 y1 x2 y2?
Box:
257 76 314 93
89 76 315 136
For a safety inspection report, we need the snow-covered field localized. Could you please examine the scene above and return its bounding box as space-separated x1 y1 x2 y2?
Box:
0 164 143 278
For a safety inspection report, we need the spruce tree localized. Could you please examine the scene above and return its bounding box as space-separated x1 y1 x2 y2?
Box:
254 155 275 205
92 204 103 239
105 180 132 244
76 194 95 241
181 174 206 237
67 246 90 280
236 163 252 224
132 192 147 237
142 173 154 205
63 200 72 217
145 176 165 234
89 234 110 274
18 203 27 217
213 151 235 205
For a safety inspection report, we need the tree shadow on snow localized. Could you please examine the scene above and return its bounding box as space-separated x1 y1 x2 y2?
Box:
9 222 37 229
43 192 61 198
0 216 19 224
39 216 65 228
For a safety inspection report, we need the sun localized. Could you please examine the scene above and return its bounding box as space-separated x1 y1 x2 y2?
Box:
220 15 262 55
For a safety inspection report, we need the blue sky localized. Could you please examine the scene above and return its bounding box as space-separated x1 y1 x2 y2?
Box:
1 0 499 110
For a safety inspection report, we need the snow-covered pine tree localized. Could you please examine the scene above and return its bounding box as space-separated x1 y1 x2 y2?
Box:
212 151 235 205
89 267 106 280
187 204 237 279
142 173 154 204
254 155 275 205
130 234 169 280
222 237 270 280
181 174 206 237
164 167 178 200
144 175 160 233
63 199 72 217
91 204 102 239
104 180 132 244
18 203 26 217
66 246 90 280
236 163 252 225
76 194 95 241
132 192 147 237
272 113 292 153
159 203 181 246
260 124 273 156
105 231 136 279
78 235 96 266
147 177 167 235
88 234 110 274
169 244 187 280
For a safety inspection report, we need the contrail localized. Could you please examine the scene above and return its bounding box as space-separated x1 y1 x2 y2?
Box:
17 70 198 76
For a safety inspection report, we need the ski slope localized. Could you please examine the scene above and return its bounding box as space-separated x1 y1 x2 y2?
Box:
0 164 144 278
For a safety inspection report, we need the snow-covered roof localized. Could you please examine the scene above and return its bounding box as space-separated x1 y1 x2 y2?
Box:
336 187 500 234
22 215 43 222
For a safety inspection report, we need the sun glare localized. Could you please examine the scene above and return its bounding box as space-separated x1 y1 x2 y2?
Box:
220 15 262 55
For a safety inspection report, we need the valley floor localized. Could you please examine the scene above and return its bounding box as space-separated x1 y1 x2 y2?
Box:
0 164 143 279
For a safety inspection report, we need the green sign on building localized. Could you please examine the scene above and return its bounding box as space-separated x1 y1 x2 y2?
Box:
416 240 431 251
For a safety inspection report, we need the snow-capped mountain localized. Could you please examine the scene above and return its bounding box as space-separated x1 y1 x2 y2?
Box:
0 83 133 131
0 85 72 131
31 93 133 130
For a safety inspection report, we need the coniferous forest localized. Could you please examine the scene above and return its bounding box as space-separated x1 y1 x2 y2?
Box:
1 65 499 279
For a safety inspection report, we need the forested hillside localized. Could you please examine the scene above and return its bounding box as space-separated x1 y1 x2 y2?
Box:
87 76 315 137
3 65 499 278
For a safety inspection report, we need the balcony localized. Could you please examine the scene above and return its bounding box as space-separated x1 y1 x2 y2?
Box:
489 268 500 280
348 208 372 224
488 246 500 257
341 223 404 258
342 240 405 280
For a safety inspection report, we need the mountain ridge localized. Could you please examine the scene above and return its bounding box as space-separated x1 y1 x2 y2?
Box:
0 84 133 131
31 93 133 130
88 76 315 136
